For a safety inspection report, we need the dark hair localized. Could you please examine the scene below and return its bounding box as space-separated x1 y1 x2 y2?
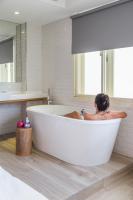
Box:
95 93 110 112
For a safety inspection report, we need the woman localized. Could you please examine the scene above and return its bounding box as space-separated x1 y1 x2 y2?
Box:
64 93 127 120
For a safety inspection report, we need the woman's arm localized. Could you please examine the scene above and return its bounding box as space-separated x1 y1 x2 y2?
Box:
110 111 127 119
64 111 82 119
84 111 127 120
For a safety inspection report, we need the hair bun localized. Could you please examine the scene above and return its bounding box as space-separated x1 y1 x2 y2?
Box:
95 93 110 112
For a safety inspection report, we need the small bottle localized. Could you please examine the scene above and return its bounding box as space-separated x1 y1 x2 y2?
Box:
24 116 31 128
80 109 86 120
80 109 85 115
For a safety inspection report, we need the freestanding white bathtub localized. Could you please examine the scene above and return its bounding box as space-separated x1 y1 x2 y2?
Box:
27 105 121 167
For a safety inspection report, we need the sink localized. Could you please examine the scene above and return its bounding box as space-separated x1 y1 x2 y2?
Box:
0 93 11 101
0 91 16 100
0 91 47 101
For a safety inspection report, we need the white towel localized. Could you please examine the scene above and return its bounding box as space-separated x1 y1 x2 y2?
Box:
0 167 48 200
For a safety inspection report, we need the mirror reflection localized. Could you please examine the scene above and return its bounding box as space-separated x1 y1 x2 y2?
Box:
0 20 26 83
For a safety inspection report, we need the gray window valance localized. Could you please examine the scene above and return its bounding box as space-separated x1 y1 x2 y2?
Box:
0 38 13 64
72 0 133 54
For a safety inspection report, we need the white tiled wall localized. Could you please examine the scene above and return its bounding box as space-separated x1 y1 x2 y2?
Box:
0 104 21 134
42 18 133 158
26 23 43 92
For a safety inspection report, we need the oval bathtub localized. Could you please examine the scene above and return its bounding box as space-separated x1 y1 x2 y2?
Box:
27 105 121 167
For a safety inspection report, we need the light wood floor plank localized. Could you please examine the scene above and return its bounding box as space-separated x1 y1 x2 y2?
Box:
0 138 133 200
85 172 133 200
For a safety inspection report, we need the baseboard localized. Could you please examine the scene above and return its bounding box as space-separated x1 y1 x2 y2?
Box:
0 132 15 141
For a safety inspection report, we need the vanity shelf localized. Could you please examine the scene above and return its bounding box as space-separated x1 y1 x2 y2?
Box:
0 97 47 104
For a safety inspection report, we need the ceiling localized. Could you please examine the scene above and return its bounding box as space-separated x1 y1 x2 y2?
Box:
0 0 120 25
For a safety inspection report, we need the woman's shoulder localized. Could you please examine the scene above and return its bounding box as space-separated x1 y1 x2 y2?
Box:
106 111 127 119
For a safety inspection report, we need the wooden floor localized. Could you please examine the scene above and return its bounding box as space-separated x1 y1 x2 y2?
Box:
0 138 133 200
86 172 133 200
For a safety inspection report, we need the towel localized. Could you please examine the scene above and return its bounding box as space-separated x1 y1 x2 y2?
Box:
0 167 48 200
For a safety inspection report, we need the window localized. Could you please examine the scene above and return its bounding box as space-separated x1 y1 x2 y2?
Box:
0 63 15 82
74 46 133 99
84 52 101 95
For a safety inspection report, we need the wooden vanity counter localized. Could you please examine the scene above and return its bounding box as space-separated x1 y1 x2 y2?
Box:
0 97 48 104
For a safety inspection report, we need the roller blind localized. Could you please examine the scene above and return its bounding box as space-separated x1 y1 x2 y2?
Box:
72 0 133 54
0 38 13 64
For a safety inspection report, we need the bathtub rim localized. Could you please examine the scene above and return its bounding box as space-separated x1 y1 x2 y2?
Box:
27 105 122 125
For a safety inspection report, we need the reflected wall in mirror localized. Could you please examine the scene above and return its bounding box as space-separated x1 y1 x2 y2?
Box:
0 20 26 84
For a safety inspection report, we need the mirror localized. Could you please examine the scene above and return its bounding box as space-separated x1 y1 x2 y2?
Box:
0 20 26 83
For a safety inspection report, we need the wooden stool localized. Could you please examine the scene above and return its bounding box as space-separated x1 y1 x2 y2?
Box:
16 127 32 156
